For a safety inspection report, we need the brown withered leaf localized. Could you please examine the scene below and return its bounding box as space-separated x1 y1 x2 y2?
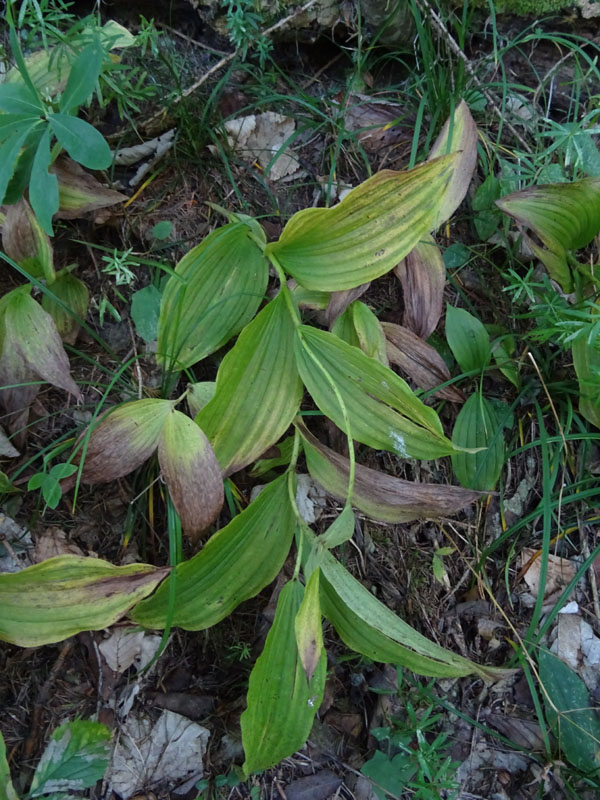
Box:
158 409 224 542
0 426 19 458
394 234 445 339
382 321 463 402
65 399 174 489
297 420 481 524
342 93 411 154
51 156 127 219
2 197 54 282
325 282 371 328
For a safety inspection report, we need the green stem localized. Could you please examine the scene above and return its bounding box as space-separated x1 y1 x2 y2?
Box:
268 251 301 327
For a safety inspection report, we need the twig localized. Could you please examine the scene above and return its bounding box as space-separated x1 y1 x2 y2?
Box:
141 0 319 136
415 0 533 154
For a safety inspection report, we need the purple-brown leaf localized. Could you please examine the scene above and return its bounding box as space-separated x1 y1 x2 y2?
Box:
325 282 371 327
394 234 445 339
297 420 480 524
2 197 54 282
51 156 127 219
158 409 224 542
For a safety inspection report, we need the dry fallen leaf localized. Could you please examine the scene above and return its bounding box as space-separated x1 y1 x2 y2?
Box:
98 628 162 674
520 547 576 605
394 234 445 339
34 528 84 562
326 282 371 327
215 112 301 181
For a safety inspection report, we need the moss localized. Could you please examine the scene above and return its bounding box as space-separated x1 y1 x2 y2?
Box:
470 0 574 11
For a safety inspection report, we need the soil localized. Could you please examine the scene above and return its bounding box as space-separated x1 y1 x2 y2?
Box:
2 3 600 800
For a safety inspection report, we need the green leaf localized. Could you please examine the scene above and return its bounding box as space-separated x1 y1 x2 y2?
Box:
497 178 600 293
0 555 168 646
249 435 295 477
130 474 295 629
294 568 323 683
157 222 268 369
294 326 457 460
42 478 62 510
187 382 216 418
538 649 600 774
131 285 161 343
59 41 104 114
0 729 19 800
0 83 43 115
0 128 33 206
572 338 600 429
266 156 456 291
332 301 388 365
30 720 111 797
241 580 326 775
150 220 172 239
29 127 59 236
322 504 355 549
451 393 504 491
297 420 481 524
445 305 491 373
197 293 303 476
310 530 497 679
49 463 77 480
361 750 416 800
48 114 112 170
157 409 223 542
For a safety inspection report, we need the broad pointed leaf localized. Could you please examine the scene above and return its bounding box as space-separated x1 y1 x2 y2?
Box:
295 568 323 683
49 114 112 171
382 321 463 402
266 156 456 291
394 234 445 339
297 420 481 524
241 580 326 775
307 530 500 680
2 196 54 281
130 474 295 629
41 272 89 345
187 382 216 418
497 178 600 292
572 338 600 429
197 293 303 476
59 41 104 113
445 305 491 373
333 301 388 365
68 399 174 486
158 409 224 542
428 100 478 224
0 555 168 647
451 393 504 491
157 222 268 369
0 730 19 800
294 325 457 460
29 127 59 236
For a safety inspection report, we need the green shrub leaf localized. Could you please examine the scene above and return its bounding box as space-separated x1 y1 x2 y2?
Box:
295 326 456 460
29 127 59 236
130 473 295 629
29 720 111 797
197 293 303 476
49 114 112 170
451 393 504 491
0 83 43 115
445 305 491 373
59 41 104 114
0 556 168 647
157 222 268 369
131 285 161 343
267 156 456 291
241 579 326 775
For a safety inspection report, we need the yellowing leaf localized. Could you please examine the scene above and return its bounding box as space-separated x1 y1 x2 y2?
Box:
41 272 89 345
197 293 303 476
0 555 168 647
428 100 478 224
297 420 481 524
157 222 268 369
70 399 174 486
2 196 54 282
266 156 456 291
295 568 323 683
241 580 326 775
186 382 216 418
158 409 223 542
294 325 457 460
51 156 126 219
332 301 388 365
130 474 295 630
497 178 600 293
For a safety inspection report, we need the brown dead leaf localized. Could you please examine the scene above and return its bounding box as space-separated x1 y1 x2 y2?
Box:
382 321 463 402
285 770 343 800
34 528 84 562
216 112 301 181
147 692 215 721
2 197 54 280
485 713 547 751
520 547 576 602
326 282 371 327
297 420 482 523
342 92 411 153
394 234 445 339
